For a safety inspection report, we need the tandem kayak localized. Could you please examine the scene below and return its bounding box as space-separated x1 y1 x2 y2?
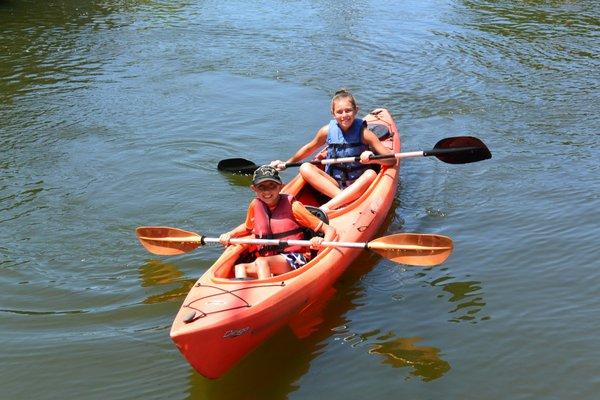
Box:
170 108 401 379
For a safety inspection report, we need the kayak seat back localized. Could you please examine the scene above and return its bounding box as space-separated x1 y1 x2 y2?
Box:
303 205 329 259
369 124 391 141
294 183 331 208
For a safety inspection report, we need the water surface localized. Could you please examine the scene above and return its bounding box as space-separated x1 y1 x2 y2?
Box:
1 0 599 399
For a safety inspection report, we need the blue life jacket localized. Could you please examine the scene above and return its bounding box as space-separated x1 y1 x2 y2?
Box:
325 118 370 186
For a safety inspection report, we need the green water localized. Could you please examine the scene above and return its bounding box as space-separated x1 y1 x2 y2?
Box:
1 0 599 399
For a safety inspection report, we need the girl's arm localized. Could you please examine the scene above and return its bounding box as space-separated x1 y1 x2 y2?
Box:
219 223 251 245
361 128 396 166
309 222 336 250
271 126 328 169
319 223 336 243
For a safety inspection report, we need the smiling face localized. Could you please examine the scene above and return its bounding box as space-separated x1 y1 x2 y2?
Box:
251 181 283 207
332 97 358 132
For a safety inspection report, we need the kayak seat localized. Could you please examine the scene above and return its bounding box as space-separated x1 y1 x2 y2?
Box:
304 205 329 259
295 182 331 208
368 124 391 141
305 205 329 225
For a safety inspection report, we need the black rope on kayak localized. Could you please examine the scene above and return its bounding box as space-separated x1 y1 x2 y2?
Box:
182 282 286 323
182 305 250 324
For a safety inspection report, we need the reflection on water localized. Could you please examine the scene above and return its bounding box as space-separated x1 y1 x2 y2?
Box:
332 326 451 382
187 328 315 400
220 171 254 188
425 272 489 323
138 259 196 304
139 259 183 286
322 204 453 382
369 335 450 382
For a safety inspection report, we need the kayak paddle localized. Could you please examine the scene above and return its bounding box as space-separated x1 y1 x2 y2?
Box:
217 136 491 175
216 158 260 175
136 226 453 267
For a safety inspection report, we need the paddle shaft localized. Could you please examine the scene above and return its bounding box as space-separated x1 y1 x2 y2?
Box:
284 146 482 168
217 136 490 174
140 235 451 251
219 237 451 251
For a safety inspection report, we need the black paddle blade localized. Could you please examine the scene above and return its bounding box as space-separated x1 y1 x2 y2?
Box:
428 136 492 164
217 158 259 175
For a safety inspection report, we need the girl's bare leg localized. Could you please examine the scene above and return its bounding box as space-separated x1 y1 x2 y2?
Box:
321 169 377 212
299 163 341 198
299 162 377 212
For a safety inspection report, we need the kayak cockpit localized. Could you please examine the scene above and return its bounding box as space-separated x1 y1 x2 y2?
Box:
210 241 335 284
208 114 396 284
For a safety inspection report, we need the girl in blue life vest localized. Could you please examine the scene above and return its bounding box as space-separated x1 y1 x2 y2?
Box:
270 89 395 213
219 165 336 280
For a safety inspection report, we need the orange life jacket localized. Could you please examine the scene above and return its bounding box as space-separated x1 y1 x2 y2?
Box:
252 194 305 256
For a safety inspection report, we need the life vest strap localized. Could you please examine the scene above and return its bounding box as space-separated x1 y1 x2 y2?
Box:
329 142 363 149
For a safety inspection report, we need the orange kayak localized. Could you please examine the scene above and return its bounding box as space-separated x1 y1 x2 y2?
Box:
170 108 401 379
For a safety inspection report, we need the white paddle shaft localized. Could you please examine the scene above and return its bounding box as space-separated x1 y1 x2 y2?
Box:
317 151 424 165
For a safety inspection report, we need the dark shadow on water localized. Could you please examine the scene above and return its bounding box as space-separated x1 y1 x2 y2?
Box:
220 171 253 188
187 326 319 399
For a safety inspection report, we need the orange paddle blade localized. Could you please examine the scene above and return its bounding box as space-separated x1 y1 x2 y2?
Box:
136 226 203 255
367 233 453 266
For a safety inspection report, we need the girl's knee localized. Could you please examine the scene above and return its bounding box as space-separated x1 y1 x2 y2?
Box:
363 169 377 180
354 169 376 187
255 259 272 279
299 162 317 178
